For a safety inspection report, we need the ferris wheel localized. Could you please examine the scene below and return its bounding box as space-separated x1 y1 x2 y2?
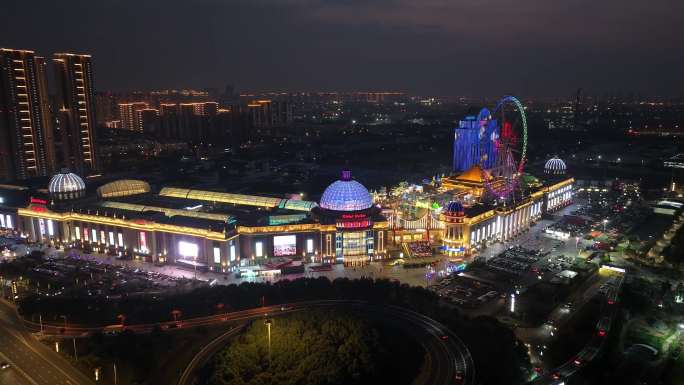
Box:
478 95 528 199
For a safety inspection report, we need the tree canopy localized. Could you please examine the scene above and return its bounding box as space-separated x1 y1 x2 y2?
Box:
210 310 403 385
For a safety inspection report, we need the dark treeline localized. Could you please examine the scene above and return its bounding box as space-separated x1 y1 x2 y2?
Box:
20 277 531 384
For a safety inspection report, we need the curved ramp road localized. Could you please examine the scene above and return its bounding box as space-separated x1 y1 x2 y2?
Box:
174 301 475 385
16 299 475 385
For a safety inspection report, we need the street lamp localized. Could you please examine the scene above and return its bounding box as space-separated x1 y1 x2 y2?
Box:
602 219 608 232
510 294 516 313
193 255 197 280
264 319 273 363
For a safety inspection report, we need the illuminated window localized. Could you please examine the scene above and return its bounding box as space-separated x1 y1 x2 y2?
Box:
139 232 147 252
39 219 46 236
91 229 97 242
6 215 12 229
213 247 221 264
109 231 115 245
306 239 314 253
0 214 4 228
230 245 236 261
75 226 81 240
117 233 123 247
47 220 54 236
255 242 263 257
273 235 296 256
179 241 198 257
84 228 89 241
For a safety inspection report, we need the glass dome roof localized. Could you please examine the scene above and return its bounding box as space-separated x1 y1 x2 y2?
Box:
544 157 567 174
319 170 373 212
445 201 465 215
48 169 86 200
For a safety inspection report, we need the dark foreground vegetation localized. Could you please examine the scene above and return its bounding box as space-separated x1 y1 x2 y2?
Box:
23 277 531 385
206 310 420 385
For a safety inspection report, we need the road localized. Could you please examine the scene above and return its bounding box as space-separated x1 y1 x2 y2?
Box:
174 300 475 385
15 298 474 385
0 351 33 385
0 300 96 385
515 270 613 367
526 270 625 385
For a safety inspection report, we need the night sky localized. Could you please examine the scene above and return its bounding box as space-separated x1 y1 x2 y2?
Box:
1 0 683 97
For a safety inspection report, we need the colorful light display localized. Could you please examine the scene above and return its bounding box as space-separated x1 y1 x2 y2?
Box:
273 235 297 256
452 108 498 172
480 95 528 199
319 170 373 212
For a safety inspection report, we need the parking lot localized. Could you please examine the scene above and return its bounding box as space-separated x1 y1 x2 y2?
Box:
429 272 501 308
8 252 206 302
429 200 600 313
487 246 546 276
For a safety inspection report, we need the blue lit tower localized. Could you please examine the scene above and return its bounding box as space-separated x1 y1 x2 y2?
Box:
479 108 499 170
453 108 498 172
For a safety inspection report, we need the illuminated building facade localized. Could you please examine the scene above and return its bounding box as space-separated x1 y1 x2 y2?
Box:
0 170 387 272
246 100 292 128
118 102 148 131
53 53 98 174
0 48 55 181
313 170 386 266
452 108 498 172
138 108 159 134
386 173 574 258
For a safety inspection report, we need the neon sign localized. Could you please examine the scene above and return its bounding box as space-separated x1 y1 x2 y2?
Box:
336 220 371 229
30 197 48 205
341 213 367 220
31 206 47 213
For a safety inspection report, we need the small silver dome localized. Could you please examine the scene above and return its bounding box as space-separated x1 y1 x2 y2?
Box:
48 169 86 200
544 157 566 175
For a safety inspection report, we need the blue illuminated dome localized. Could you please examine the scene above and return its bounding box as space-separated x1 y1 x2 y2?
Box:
544 156 566 175
445 201 465 216
319 170 373 212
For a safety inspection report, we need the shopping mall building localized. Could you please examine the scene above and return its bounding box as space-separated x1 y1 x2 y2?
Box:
0 157 574 268
385 157 575 258
0 169 388 272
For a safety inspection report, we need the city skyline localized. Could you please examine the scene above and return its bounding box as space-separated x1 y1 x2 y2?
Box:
1 0 683 97
1 3 684 385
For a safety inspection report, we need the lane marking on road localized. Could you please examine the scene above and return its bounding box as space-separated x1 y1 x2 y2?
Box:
0 301 95 385
0 350 40 385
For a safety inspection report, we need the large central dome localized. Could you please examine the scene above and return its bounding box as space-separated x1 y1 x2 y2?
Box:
319 170 373 212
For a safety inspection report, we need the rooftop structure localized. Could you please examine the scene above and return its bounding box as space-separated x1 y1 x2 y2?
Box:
544 156 567 175
444 201 465 216
48 170 85 200
97 179 150 198
0 169 388 269
319 170 374 212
